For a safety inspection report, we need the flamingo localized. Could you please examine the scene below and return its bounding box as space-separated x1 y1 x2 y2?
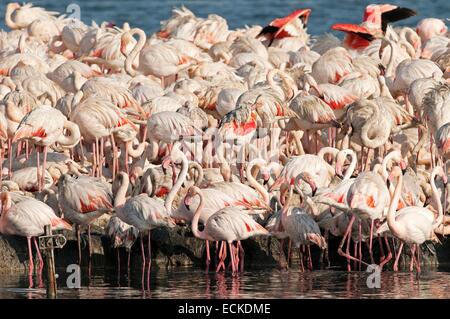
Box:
105 215 139 278
257 9 311 46
113 172 176 290
187 186 269 273
0 191 71 287
378 165 445 272
12 105 81 190
57 174 113 264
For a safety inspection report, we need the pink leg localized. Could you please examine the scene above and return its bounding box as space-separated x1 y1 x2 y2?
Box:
416 244 421 274
393 242 404 271
353 242 358 270
205 240 211 270
298 246 305 272
368 219 375 264
409 245 416 272
36 146 41 191
40 146 47 191
237 241 245 272
358 221 362 271
8 138 12 179
307 245 313 270
338 215 370 269
147 231 151 291
33 238 44 288
140 234 146 290
287 239 292 266
228 242 236 273
378 235 386 263
216 241 226 272
379 235 392 270
92 141 97 176
345 229 351 271
27 237 34 288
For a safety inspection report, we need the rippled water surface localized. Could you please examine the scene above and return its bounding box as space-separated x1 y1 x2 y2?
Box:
0 0 449 36
0 267 450 299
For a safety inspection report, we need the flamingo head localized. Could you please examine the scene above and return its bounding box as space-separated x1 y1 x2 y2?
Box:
295 172 317 196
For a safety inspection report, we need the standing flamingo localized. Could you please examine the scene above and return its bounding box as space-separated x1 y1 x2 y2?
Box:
0 192 71 288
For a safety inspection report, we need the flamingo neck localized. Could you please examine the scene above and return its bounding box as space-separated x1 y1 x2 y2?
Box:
246 159 269 204
57 120 81 147
386 172 404 238
124 28 147 77
114 174 129 208
431 168 444 229
191 188 214 241
164 150 188 212
343 151 357 180
5 5 18 30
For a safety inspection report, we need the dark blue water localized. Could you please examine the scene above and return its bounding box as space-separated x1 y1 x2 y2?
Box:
0 0 449 36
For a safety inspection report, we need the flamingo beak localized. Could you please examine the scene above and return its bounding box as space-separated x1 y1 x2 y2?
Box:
335 163 343 179
298 9 312 26
399 160 407 173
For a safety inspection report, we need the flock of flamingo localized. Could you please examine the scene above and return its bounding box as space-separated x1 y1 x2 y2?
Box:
0 2 450 290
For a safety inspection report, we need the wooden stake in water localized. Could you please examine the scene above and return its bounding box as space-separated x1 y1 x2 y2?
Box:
39 225 67 299
44 225 57 298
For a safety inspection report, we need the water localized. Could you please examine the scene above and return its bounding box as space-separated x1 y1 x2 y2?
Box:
1 267 450 298
0 0 449 36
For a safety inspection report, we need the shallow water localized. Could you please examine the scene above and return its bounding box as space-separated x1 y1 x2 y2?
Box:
1 267 450 299
0 0 449 36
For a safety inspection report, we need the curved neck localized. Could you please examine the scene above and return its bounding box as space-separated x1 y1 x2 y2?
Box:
189 162 204 187
124 28 147 76
126 141 146 158
57 120 81 147
246 159 269 204
5 5 18 30
387 172 404 237
360 102 389 148
343 151 357 180
381 151 401 182
431 169 444 229
114 174 129 207
0 192 12 219
317 147 339 161
164 150 188 212
384 39 395 78
378 76 394 99
191 188 214 241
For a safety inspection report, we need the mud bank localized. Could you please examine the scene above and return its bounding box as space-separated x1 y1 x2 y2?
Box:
0 226 448 274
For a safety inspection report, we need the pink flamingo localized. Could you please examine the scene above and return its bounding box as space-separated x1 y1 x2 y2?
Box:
12 105 81 191
187 186 269 273
0 192 71 288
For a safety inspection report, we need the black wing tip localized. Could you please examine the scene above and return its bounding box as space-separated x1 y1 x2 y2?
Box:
257 25 279 37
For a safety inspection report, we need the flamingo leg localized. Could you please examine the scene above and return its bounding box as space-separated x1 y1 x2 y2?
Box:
416 244 421 274
379 235 393 270
147 231 151 291
99 137 104 178
76 225 82 265
205 240 210 271
124 143 129 176
127 249 131 284
228 242 236 273
378 235 386 263
27 237 34 288
140 234 146 290
368 219 375 264
393 242 404 271
358 221 362 271
33 237 44 288
92 141 97 176
353 242 358 270
287 239 292 266
338 215 369 269
298 245 305 272
36 146 41 191
307 245 313 270
345 229 352 271
8 138 12 179
409 244 416 272
40 146 47 191
238 241 245 272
